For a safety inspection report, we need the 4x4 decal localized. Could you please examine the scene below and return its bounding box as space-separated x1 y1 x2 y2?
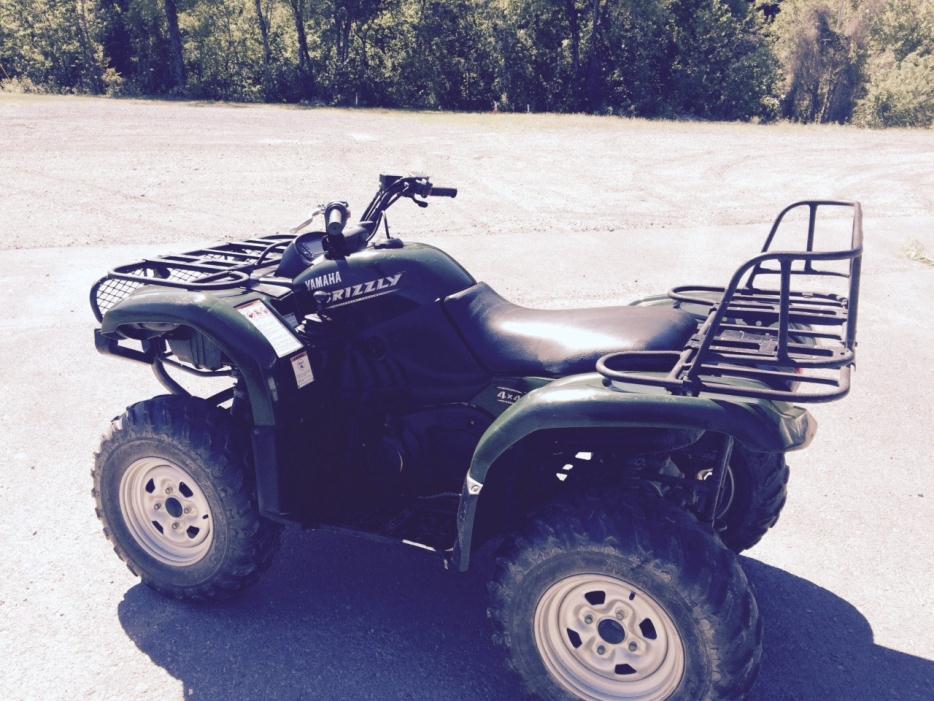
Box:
496 387 524 405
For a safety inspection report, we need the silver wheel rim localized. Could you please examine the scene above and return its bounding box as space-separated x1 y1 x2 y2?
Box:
533 574 685 701
119 457 214 566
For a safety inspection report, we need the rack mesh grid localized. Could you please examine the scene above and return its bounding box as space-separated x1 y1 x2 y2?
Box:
90 233 295 320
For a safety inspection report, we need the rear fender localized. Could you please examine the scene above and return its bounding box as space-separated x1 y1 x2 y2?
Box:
451 372 816 570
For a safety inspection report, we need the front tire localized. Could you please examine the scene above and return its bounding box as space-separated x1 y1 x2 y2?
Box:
488 492 761 700
93 395 281 600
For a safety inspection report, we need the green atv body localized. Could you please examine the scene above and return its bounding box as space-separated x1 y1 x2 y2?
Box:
90 176 862 700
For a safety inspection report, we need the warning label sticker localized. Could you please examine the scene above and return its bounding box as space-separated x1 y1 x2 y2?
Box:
290 351 315 388
236 300 303 358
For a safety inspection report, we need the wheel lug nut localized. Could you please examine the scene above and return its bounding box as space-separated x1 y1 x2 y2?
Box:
584 615 594 624
183 507 191 514
629 642 638 652
596 645 606 655
165 487 173 494
171 522 179 530
154 503 161 510
615 609 625 620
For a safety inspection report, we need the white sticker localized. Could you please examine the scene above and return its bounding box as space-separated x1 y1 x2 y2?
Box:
290 351 315 388
236 300 303 358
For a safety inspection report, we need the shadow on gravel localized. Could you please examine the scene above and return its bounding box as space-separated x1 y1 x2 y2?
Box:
118 528 934 701
742 557 934 701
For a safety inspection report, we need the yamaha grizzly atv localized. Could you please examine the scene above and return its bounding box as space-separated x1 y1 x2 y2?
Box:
90 175 862 701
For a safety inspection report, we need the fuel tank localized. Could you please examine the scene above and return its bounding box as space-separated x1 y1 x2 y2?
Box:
290 239 488 407
292 240 476 324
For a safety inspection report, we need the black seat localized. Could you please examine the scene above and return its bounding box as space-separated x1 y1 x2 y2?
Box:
444 283 696 376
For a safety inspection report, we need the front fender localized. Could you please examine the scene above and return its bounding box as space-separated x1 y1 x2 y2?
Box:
452 372 816 570
97 287 296 519
99 286 280 425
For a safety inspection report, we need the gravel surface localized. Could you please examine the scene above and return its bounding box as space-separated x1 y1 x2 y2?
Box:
1 94 932 700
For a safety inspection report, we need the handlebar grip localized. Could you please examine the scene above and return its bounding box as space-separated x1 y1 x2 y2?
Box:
326 204 348 236
429 186 458 198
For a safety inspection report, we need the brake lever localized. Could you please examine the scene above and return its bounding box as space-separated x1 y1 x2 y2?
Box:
291 205 325 234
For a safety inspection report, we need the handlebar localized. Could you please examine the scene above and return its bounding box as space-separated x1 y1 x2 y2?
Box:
325 202 349 236
361 175 458 222
306 176 457 258
429 186 457 198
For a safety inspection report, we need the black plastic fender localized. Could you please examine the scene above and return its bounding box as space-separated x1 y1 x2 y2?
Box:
99 287 280 420
97 286 293 518
451 372 816 570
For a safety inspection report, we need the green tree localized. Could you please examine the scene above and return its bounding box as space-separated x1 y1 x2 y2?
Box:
0 0 108 92
601 0 672 115
853 0 934 126
390 0 500 109
771 0 875 122
312 0 385 103
854 51 934 126
497 0 776 118
163 0 185 88
497 0 632 112
97 0 176 94
287 0 312 81
495 0 570 111
181 0 265 99
868 0 934 61
667 0 778 119
1 0 928 126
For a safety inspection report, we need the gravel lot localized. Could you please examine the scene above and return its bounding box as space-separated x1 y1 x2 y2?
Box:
1 94 932 700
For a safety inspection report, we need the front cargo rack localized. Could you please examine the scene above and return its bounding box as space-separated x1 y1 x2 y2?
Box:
598 201 863 403
90 233 295 321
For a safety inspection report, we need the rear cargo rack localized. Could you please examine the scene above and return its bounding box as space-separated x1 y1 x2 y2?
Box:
598 201 862 403
90 233 295 321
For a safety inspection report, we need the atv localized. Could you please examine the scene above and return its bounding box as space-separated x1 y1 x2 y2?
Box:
90 174 862 701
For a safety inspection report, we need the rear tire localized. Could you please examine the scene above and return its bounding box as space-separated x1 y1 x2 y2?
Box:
715 448 789 553
92 395 281 600
488 492 761 701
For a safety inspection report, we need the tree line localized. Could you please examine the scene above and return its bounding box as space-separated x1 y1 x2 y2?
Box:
0 0 931 127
